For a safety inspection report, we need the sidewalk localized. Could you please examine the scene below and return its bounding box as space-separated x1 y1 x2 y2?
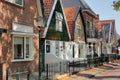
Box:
92 62 120 80
62 61 120 80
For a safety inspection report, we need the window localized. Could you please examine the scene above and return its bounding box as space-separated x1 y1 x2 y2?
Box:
5 0 24 7
56 11 63 32
14 37 24 59
91 23 95 37
76 24 81 37
55 41 59 57
13 36 33 61
87 21 90 37
46 41 50 53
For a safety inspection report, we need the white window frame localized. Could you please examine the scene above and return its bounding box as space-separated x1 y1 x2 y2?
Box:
55 11 63 32
12 35 34 62
5 0 24 7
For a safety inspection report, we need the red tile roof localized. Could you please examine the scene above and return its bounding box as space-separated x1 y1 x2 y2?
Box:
64 7 79 39
43 0 55 20
64 7 78 21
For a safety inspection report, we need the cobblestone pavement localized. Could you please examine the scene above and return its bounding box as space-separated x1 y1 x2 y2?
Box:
64 61 120 80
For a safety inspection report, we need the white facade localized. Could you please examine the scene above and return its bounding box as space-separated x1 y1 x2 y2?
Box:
45 40 87 63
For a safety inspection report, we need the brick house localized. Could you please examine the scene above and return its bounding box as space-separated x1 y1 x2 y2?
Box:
62 0 99 58
96 15 117 59
64 7 86 60
0 0 40 79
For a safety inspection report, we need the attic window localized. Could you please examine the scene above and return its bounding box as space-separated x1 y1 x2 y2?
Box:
5 0 24 7
55 11 63 32
76 24 81 37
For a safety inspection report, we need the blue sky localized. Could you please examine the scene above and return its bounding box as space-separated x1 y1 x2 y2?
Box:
85 0 120 35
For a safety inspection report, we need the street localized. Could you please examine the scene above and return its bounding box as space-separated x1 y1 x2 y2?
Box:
64 61 120 80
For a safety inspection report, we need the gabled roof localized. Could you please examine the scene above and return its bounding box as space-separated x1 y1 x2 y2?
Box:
41 0 71 39
96 19 115 43
64 7 79 39
61 0 96 16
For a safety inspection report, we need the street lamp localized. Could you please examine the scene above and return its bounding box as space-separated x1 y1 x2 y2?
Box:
35 16 44 80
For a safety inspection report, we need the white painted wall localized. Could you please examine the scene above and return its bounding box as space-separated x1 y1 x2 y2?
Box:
74 43 79 58
65 42 73 60
45 40 87 63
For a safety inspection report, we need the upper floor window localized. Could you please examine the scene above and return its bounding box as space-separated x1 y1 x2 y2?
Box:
12 23 34 62
76 24 81 37
5 0 24 7
86 21 90 36
13 36 33 61
55 11 63 32
91 23 95 37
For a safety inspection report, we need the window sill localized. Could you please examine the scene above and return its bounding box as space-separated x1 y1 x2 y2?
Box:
11 58 34 62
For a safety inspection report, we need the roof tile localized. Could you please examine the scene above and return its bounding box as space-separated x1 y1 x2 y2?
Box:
43 0 55 20
64 7 79 39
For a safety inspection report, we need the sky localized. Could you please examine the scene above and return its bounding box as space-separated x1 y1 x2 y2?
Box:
85 0 120 35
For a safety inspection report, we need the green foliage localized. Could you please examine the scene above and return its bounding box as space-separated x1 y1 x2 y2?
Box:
113 0 120 11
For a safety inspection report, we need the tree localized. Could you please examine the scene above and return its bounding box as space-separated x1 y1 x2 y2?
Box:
113 0 120 11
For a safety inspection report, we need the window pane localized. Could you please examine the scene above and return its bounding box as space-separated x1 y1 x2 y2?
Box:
77 24 81 37
78 29 81 37
56 20 62 32
59 21 62 31
26 37 30 58
56 20 59 31
15 0 23 5
56 11 63 32
14 37 24 59
87 21 90 37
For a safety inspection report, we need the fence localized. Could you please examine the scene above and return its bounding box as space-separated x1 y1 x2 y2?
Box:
6 67 30 80
5 54 117 80
42 61 68 80
41 54 117 80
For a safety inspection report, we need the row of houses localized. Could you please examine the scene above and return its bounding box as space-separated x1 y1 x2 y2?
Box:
0 0 117 79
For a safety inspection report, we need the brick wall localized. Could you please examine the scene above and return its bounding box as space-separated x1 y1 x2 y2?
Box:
74 13 85 42
0 0 39 73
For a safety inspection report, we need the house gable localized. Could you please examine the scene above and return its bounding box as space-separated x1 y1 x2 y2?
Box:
64 7 79 40
74 13 85 42
100 20 115 43
44 0 70 41
64 7 85 41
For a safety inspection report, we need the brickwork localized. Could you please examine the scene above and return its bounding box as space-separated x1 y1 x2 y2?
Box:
83 11 96 30
0 0 39 74
74 14 85 42
43 0 55 20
